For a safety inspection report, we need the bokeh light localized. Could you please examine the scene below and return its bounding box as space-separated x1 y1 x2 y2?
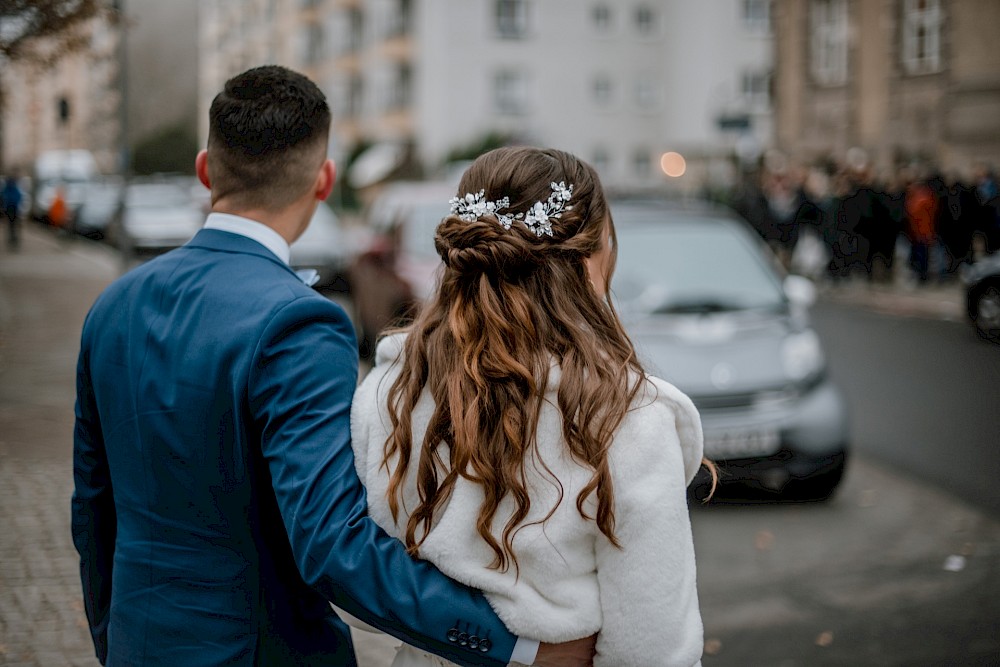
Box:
660 151 687 178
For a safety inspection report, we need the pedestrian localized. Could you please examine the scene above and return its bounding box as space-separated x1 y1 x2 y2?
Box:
905 176 938 283
1 171 23 250
71 66 594 667
350 146 711 667
48 185 69 230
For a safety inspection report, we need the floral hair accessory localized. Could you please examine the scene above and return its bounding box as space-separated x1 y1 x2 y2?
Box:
449 181 574 238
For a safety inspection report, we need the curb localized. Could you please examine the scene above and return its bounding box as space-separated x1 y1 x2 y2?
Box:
816 281 966 323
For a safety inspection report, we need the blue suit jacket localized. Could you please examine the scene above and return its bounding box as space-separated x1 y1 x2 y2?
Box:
71 228 517 666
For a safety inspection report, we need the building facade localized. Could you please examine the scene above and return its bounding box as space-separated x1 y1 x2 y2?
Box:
1 15 121 174
200 0 775 190
773 0 1000 177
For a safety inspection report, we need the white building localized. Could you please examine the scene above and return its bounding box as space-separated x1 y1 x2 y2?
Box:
199 0 774 190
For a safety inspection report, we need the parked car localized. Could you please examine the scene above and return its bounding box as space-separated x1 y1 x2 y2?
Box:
72 178 123 240
289 203 359 292
31 149 100 222
112 181 202 256
348 181 455 356
610 200 849 502
962 254 1000 343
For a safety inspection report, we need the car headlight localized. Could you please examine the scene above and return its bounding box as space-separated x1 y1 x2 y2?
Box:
781 330 825 382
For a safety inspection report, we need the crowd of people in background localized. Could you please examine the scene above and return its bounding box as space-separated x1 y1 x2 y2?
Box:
731 159 1000 286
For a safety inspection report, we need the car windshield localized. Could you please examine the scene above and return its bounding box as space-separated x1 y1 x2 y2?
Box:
125 185 191 209
611 207 787 314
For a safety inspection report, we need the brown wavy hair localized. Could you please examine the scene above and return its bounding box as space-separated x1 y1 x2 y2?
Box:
384 147 672 572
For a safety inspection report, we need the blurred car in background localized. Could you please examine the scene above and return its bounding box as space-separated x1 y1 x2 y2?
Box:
962 254 1000 343
72 178 123 240
289 203 362 292
610 200 849 502
348 181 455 356
111 181 202 256
31 149 100 223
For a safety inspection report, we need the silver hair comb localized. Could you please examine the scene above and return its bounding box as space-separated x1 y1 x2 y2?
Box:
449 181 574 237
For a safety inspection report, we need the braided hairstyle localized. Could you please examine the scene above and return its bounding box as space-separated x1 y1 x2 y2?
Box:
384 146 644 572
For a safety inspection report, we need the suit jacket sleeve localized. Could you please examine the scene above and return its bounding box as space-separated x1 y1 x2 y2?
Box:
592 378 705 667
249 295 517 667
70 315 116 665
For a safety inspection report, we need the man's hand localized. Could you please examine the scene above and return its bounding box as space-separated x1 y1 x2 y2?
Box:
533 635 597 667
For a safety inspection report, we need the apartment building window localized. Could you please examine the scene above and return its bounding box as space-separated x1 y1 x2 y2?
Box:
593 148 611 175
810 0 849 86
348 7 364 52
384 0 412 38
388 64 412 110
494 70 528 115
592 75 613 107
496 0 529 39
635 5 656 35
592 5 613 32
742 69 771 109
348 74 364 116
300 22 324 65
635 75 660 110
901 0 943 75
633 149 651 177
743 0 771 33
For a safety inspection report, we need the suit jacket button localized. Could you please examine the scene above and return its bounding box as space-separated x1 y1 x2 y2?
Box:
468 635 480 650
458 632 469 646
447 628 460 643
478 638 492 652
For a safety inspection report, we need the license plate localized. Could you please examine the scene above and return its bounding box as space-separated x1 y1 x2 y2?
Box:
703 429 780 459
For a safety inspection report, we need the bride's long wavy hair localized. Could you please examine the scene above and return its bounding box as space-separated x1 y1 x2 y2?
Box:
383 147 643 572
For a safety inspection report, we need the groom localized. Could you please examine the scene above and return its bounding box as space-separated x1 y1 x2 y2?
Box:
71 66 593 666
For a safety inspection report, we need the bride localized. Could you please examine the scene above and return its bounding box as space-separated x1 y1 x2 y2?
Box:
349 146 709 667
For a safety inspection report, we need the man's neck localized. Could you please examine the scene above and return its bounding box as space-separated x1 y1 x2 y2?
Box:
210 203 308 246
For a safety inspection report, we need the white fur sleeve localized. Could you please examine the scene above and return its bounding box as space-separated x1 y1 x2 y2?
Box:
349 334 406 484
593 378 704 667
349 368 377 484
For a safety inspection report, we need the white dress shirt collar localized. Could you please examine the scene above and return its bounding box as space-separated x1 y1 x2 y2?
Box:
203 212 290 265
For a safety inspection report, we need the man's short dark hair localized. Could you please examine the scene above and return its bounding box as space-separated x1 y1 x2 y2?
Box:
208 66 331 211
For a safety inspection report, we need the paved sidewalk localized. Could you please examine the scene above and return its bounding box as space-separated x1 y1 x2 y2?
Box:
0 228 400 666
818 277 966 323
0 227 115 666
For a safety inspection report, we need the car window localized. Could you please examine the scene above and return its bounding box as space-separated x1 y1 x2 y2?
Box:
612 208 786 313
125 185 190 209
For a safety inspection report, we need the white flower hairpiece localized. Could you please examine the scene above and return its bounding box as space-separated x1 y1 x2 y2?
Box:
449 181 574 238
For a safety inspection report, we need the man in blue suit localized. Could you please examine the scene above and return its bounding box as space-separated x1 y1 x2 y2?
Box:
71 66 594 666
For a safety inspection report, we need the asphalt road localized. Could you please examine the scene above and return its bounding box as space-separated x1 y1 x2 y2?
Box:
811 301 1000 517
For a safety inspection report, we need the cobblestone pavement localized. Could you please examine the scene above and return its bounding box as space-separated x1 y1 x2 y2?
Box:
0 227 398 666
0 228 113 666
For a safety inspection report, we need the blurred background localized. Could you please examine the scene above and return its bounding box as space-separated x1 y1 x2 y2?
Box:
1 1 999 665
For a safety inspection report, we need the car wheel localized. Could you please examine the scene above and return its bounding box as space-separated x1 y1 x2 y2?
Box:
972 283 1000 343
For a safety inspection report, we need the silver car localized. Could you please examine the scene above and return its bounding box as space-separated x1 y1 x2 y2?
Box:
962 253 1000 343
116 182 203 255
611 200 849 502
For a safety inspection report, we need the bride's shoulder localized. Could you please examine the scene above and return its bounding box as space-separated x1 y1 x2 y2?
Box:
373 332 408 367
615 374 704 483
354 334 407 413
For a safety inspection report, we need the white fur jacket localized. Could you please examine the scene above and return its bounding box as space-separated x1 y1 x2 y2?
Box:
349 334 705 667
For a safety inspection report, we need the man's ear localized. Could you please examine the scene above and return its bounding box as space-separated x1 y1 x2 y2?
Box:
195 150 211 189
315 159 336 201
